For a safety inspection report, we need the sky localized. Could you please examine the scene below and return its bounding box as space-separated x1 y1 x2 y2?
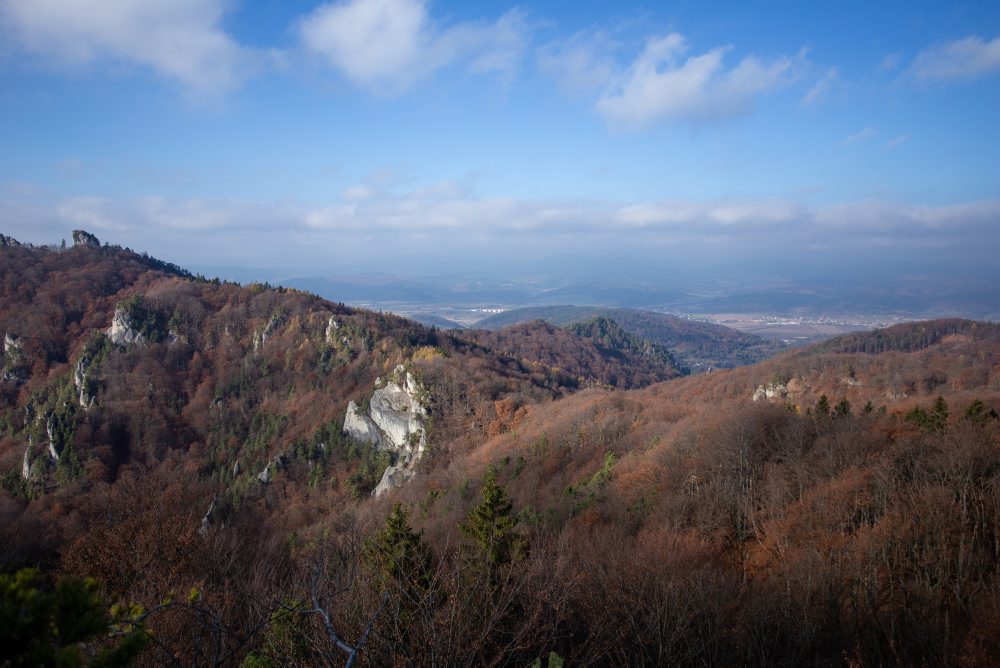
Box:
1 0 999 285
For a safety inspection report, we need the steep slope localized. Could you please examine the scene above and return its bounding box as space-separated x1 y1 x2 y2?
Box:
810 318 1000 354
461 318 685 390
474 304 783 370
0 232 593 550
385 317 1000 665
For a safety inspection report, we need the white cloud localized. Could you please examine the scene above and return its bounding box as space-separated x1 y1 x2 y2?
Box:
813 199 1000 234
594 33 801 128
841 126 877 146
909 35 1000 81
298 0 527 93
801 67 838 106
5 176 999 277
887 135 911 148
879 53 901 71
0 0 252 95
537 30 617 94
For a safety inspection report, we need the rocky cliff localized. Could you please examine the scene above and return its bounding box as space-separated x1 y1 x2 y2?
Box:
107 305 146 346
72 229 100 247
342 365 428 496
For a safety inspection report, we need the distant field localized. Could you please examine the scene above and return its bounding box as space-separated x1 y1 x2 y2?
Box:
700 313 900 343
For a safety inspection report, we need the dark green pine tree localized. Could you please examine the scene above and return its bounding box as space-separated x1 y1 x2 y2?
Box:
964 399 987 425
460 470 527 582
0 568 148 666
931 395 949 428
814 394 831 418
363 503 433 661
364 503 431 593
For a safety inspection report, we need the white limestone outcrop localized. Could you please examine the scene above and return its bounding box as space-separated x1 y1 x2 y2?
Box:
257 454 289 484
1 332 26 384
74 354 96 410
752 382 788 402
344 401 384 448
253 314 283 352
325 316 340 345
72 229 100 247
343 365 429 497
107 306 145 346
21 438 35 480
46 415 61 461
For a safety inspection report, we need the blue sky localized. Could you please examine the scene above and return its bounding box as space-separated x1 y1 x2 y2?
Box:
1 0 998 282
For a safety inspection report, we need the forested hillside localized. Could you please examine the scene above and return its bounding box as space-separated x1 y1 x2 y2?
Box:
473 304 784 370
2 234 999 666
462 318 685 390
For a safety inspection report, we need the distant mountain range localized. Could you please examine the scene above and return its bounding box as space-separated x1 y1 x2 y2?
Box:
274 271 1000 321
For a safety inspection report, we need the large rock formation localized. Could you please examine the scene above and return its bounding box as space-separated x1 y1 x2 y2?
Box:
74 354 96 410
752 382 788 402
46 414 63 461
21 438 36 480
72 229 100 247
107 305 145 346
369 370 428 455
343 365 428 496
257 454 289 484
344 402 384 447
325 316 340 345
253 314 284 352
1 332 27 384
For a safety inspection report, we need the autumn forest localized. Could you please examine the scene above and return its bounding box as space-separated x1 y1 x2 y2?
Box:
2 235 1000 666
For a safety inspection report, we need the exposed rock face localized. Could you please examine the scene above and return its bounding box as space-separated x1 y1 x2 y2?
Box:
257 454 289 484
369 370 428 455
46 414 62 461
373 464 417 497
1 333 26 384
107 306 145 346
752 382 788 402
22 438 36 480
198 499 216 537
344 401 384 447
325 316 340 345
253 314 284 352
343 365 429 497
74 354 96 410
72 229 100 247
